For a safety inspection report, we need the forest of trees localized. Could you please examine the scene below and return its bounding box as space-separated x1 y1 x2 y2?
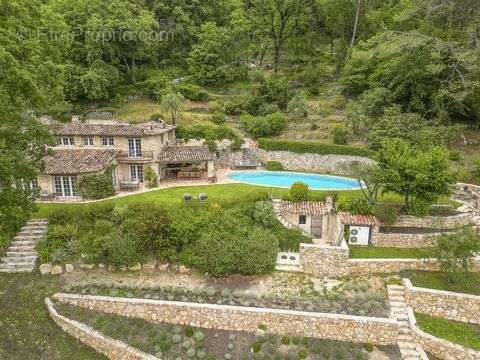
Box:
1 0 479 123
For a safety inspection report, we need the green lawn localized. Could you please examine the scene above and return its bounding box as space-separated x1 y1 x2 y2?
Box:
403 271 480 296
415 313 480 350
349 246 432 259
34 183 457 219
0 273 105 359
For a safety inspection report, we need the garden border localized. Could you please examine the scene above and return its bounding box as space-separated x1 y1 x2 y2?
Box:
52 293 400 345
45 298 157 360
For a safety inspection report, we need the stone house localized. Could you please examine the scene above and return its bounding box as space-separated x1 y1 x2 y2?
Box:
280 200 379 246
37 118 216 199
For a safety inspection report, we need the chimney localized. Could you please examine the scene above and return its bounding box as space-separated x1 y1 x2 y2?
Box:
325 196 335 213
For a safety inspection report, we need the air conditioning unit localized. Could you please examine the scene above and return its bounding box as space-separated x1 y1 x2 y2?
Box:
349 226 370 246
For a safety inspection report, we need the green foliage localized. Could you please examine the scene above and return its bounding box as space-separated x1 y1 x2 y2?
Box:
102 232 141 268
255 76 292 109
77 172 115 200
265 161 284 171
174 83 210 101
38 224 78 264
149 113 164 122
290 182 309 202
160 91 185 125
210 112 226 125
258 138 375 158
349 246 429 259
373 204 399 226
433 228 480 281
330 124 349 145
376 139 455 214
281 336 291 345
183 215 278 277
287 93 309 119
252 201 277 228
144 166 158 188
177 124 240 142
472 157 480 182
341 198 373 215
240 112 287 138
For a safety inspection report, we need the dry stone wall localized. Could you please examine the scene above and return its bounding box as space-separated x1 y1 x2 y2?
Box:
403 279 480 324
299 243 350 277
256 150 374 175
374 232 444 248
53 293 399 345
393 213 473 229
407 307 480 360
45 298 157 360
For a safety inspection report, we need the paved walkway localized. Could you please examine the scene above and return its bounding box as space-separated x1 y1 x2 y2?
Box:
0 219 48 273
387 285 428 360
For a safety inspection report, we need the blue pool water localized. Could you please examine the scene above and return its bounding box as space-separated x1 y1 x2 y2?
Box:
228 171 360 190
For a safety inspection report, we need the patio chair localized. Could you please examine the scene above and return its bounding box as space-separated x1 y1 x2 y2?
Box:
184 193 193 202
198 193 208 202
190 172 196 179
195 172 201 179
178 172 184 180
184 172 190 179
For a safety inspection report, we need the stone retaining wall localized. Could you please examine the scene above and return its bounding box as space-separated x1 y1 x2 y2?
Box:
407 307 480 360
53 293 399 345
393 213 472 229
374 232 444 248
45 298 156 360
403 279 480 324
256 150 374 175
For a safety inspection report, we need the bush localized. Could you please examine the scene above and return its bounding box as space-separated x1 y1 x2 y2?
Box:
240 112 287 138
145 72 170 100
256 76 292 109
258 138 375 158
37 224 78 264
277 228 311 252
177 124 240 142
174 83 209 101
252 201 277 228
102 232 142 268
341 198 374 215
119 202 171 254
330 124 349 145
287 93 309 119
374 203 399 226
290 182 309 202
149 113 163 122
472 157 480 182
77 172 115 200
265 161 284 171
184 218 278 276
258 103 280 116
144 166 158 188
210 112 226 125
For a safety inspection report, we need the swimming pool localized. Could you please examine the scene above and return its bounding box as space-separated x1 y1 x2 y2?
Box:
228 171 361 190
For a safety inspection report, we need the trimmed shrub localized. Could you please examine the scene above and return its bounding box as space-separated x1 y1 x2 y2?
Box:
177 124 240 142
265 161 284 171
330 123 349 145
258 138 375 158
258 103 281 116
77 172 115 199
240 112 287 138
287 93 309 119
252 201 277 228
210 112 226 125
149 113 164 122
37 224 78 264
290 182 309 202
102 232 142 268
277 228 311 252
341 198 374 215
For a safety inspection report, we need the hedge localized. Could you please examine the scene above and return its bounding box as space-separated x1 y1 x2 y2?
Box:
258 138 375 158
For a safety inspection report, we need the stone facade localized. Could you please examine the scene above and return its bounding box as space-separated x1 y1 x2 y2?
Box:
403 278 480 324
53 293 399 345
374 232 447 248
256 150 374 175
45 298 156 360
299 243 350 277
346 259 440 274
393 213 473 229
407 306 480 360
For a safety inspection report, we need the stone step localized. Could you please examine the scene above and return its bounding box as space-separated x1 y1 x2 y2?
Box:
6 250 37 257
2 255 37 263
0 267 35 273
401 349 422 358
9 245 36 252
275 264 303 273
398 334 413 342
399 328 411 335
0 262 35 271
11 240 39 246
396 314 409 321
22 225 48 231
14 235 43 241
388 295 405 302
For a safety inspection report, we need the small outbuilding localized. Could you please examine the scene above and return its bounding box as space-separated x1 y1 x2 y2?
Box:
339 212 380 246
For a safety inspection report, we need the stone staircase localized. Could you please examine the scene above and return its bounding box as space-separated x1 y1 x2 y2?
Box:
0 219 48 273
387 285 428 360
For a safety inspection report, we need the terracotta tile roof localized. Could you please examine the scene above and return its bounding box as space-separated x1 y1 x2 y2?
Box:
280 201 331 215
339 212 379 226
44 148 119 175
158 145 214 164
54 120 175 137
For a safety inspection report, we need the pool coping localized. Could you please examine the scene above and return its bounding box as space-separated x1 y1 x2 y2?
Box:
227 170 363 191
